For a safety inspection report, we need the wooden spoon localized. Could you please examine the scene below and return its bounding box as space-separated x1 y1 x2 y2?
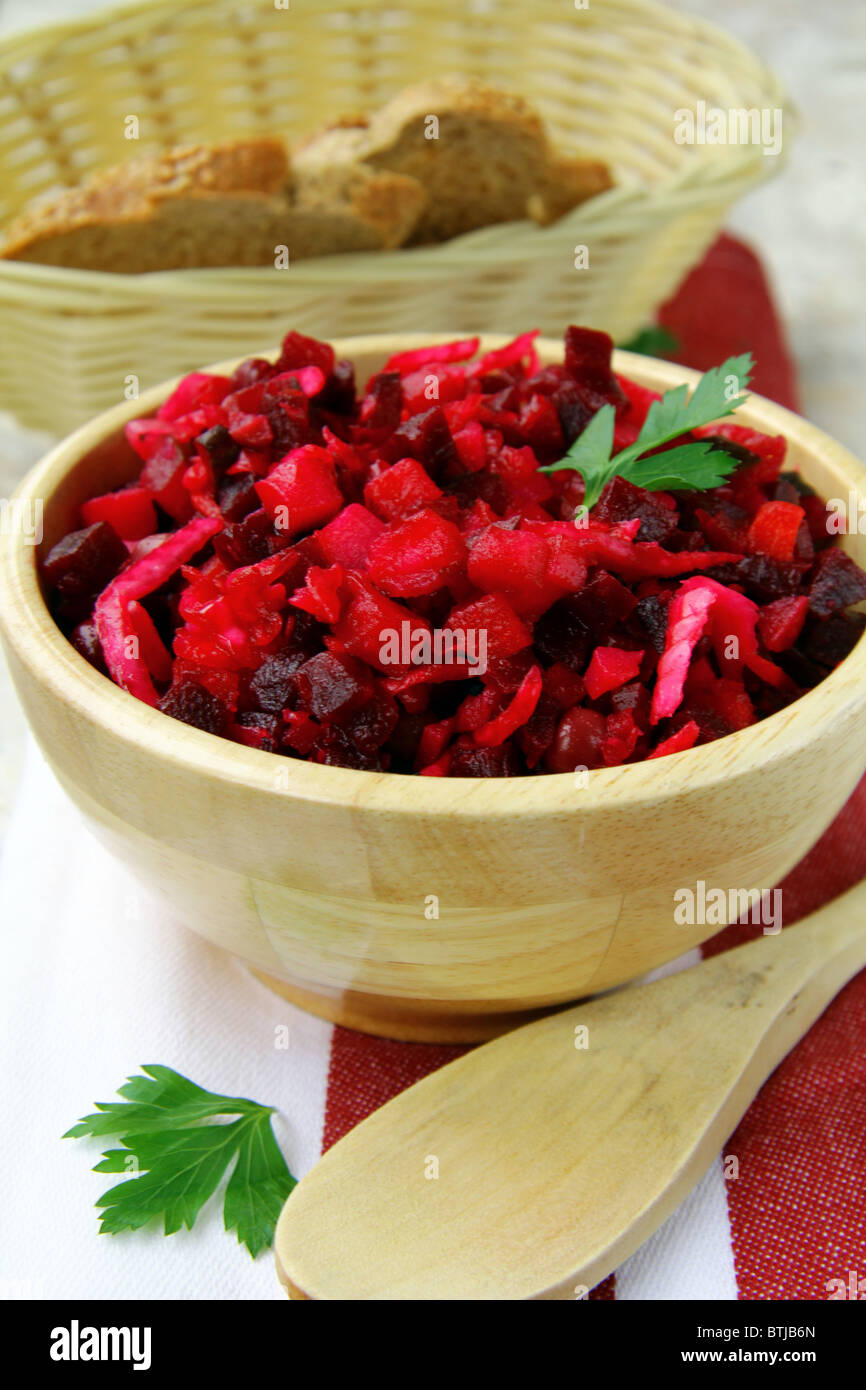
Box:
275 881 866 1300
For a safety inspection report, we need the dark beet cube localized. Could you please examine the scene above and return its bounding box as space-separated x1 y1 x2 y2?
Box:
569 570 637 636
159 680 228 735
800 611 866 668
551 379 593 446
533 595 591 671
386 711 426 764
449 740 521 777
310 723 382 770
265 397 314 455
808 548 866 618
634 592 671 653
195 424 240 480
235 710 282 751
294 651 374 723
213 508 274 568
231 357 277 389
70 618 107 673
700 434 759 467
595 476 677 543
359 372 403 433
249 652 306 712
43 521 127 606
610 679 652 730
216 473 260 523
317 358 356 415
563 325 627 416
778 469 815 498
383 407 459 481
341 691 399 755
733 554 802 601
775 647 827 690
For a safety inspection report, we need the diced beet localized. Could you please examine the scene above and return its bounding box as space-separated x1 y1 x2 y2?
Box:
595 476 677 543
314 504 385 568
43 521 127 607
195 424 241 480
648 720 700 759
445 592 532 662
248 652 306 712
757 596 809 652
158 679 229 735
213 508 282 569
231 357 277 389
310 723 383 770
544 706 607 773
533 595 590 671
289 564 344 625
358 372 404 434
363 457 443 523
317 358 356 415
81 486 157 542
634 592 672 653
276 330 336 378
568 570 637 636
382 407 459 481
334 574 432 672
467 524 563 617
808 547 866 618
747 500 807 564
256 446 344 536
602 709 641 766
70 617 107 672
448 739 522 777
140 439 194 523
584 646 644 700
800 611 866 668
294 651 375 723
543 663 586 708
728 554 802 601
367 510 466 597
610 679 652 730
217 473 260 523
341 689 399 755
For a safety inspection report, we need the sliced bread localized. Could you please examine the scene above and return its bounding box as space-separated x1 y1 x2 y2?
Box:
1 137 427 270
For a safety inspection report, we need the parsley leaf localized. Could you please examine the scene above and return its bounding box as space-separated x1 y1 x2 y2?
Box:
619 324 679 357
65 1064 296 1258
541 352 754 508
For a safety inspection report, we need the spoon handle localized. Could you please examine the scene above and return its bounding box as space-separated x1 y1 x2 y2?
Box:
275 881 866 1300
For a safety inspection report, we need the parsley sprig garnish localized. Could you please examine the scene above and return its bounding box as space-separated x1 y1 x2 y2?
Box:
65 1064 296 1258
541 352 754 508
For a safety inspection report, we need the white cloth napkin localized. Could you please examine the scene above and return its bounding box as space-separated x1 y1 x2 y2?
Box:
1 739 742 1301
0 739 333 1300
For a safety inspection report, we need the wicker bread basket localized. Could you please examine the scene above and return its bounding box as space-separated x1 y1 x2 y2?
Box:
0 0 790 434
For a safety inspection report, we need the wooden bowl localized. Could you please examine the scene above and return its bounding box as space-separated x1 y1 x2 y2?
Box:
1 336 865 1042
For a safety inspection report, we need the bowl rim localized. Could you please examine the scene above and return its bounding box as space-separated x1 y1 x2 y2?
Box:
2 333 865 820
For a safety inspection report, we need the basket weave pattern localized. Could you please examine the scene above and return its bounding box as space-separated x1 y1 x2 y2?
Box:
0 0 789 433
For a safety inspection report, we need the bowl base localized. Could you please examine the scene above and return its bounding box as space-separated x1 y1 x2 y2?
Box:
249 968 559 1043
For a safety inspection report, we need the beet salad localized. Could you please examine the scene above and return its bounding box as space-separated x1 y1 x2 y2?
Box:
42 327 866 776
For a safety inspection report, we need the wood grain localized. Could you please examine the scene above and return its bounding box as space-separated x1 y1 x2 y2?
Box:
0 337 865 1039
274 880 866 1300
